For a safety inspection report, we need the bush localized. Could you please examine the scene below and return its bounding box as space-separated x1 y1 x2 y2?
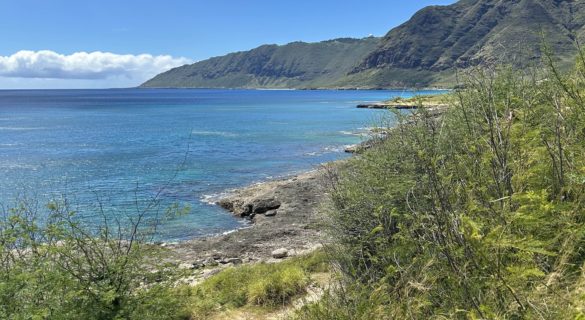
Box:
189 252 326 318
299 54 585 318
247 265 307 306
0 201 189 320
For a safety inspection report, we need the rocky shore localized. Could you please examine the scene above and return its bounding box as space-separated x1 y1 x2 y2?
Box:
167 95 448 276
167 167 332 270
356 103 419 109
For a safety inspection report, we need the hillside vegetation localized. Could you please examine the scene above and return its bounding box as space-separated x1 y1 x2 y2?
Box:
141 37 380 89
143 0 585 89
294 52 585 319
355 0 585 72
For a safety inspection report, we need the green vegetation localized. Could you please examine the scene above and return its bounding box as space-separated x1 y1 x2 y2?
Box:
385 93 449 106
142 0 585 89
0 201 327 320
0 202 192 319
188 251 328 319
355 0 581 75
294 53 585 319
141 37 380 89
10 52 585 319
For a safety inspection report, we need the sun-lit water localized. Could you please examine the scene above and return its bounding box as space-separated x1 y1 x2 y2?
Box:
0 88 443 240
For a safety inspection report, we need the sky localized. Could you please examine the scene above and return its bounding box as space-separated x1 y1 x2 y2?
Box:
0 0 456 89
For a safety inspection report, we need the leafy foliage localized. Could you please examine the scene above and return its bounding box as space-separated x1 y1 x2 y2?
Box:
297 53 585 319
0 202 190 320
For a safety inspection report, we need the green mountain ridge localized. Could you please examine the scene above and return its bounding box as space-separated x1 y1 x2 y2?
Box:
355 0 585 72
142 0 585 89
141 37 381 89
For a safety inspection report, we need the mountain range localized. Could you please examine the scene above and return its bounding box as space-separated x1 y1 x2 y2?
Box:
142 0 585 89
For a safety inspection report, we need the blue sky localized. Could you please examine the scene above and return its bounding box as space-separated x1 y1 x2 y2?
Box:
0 0 456 89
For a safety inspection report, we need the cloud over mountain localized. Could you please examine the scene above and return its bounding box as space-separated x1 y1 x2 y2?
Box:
0 50 191 80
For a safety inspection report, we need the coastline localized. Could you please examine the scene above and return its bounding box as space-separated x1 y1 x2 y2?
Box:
167 164 335 268
165 96 446 269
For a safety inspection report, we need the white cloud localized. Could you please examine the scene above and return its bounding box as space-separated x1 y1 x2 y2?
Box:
0 50 192 88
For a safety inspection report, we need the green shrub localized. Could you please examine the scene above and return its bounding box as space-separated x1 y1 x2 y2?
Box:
0 202 188 320
301 53 585 318
189 251 326 317
247 264 307 306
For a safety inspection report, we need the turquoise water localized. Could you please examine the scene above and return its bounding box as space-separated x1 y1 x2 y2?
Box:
0 89 441 240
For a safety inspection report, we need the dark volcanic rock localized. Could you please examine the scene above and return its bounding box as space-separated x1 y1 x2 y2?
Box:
216 198 234 211
168 169 329 264
204 257 218 267
220 257 243 265
235 203 254 217
251 198 281 214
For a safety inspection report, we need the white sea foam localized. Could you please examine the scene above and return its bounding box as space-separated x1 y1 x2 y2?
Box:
0 126 46 131
0 163 39 170
200 191 234 205
339 130 368 136
191 130 239 137
200 194 219 205
324 145 345 153
222 229 237 236
358 126 381 131
304 145 346 156
217 224 254 236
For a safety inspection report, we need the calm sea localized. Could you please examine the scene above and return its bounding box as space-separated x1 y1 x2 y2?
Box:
0 89 442 240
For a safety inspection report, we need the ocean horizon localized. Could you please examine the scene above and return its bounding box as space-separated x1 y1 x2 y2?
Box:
0 88 443 241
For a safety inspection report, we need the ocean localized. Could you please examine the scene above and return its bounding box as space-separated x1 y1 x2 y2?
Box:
0 88 442 241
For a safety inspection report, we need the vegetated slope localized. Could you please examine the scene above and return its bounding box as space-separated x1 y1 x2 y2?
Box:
143 0 585 89
294 60 585 318
348 0 585 87
141 37 380 89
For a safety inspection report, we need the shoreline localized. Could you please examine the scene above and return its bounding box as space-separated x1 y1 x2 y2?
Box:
165 95 448 269
167 164 335 268
136 86 452 91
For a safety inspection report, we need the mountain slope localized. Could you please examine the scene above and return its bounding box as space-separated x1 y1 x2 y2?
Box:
141 37 380 89
354 0 585 74
143 0 585 89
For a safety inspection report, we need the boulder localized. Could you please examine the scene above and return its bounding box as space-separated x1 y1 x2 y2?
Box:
252 198 281 214
220 257 243 265
227 258 243 265
344 144 358 153
271 248 288 259
216 198 234 211
204 257 218 267
265 209 278 217
234 203 254 217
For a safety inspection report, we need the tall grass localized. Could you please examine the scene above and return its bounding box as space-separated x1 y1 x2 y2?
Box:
296 54 585 319
188 251 328 319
